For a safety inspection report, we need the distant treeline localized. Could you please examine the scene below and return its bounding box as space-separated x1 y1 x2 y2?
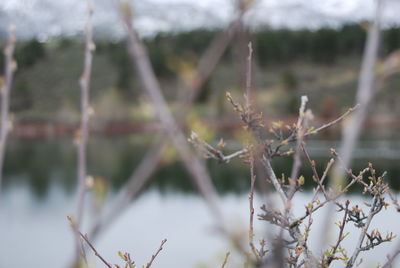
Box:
1 24 399 96
4 24 400 70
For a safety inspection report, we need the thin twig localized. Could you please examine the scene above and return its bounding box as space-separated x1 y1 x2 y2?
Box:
80 231 112 268
325 200 350 266
245 42 253 107
221 252 231 268
346 196 379 267
304 104 359 138
270 104 358 159
0 25 16 193
302 145 333 201
249 151 259 260
145 239 167 268
68 216 113 268
188 131 248 163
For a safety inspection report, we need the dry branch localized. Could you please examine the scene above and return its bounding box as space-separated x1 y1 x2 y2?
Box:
145 239 167 268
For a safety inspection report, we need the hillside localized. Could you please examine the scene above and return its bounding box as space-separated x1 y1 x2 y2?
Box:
1 25 400 139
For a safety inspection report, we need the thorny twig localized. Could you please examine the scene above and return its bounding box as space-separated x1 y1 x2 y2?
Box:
0 25 16 192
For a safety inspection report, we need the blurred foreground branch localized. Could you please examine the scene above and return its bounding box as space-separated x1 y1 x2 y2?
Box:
117 0 223 224
0 25 16 193
320 0 385 252
85 1 252 242
73 0 95 265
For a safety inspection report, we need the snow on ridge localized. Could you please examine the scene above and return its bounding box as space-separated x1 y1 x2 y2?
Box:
0 0 398 39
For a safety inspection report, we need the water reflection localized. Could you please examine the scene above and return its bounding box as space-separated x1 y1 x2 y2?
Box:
3 136 400 199
2 136 400 267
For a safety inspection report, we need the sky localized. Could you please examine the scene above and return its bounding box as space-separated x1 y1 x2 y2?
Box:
0 0 399 39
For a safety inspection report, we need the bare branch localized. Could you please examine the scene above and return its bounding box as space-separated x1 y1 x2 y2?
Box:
346 196 381 267
221 252 230 268
304 105 359 137
249 151 259 260
145 239 167 268
68 216 113 268
188 131 248 163
323 200 350 266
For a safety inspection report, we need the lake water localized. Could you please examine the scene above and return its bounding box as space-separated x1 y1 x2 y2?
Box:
1 136 400 267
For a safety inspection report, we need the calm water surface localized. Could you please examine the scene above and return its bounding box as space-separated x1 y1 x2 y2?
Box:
1 136 400 267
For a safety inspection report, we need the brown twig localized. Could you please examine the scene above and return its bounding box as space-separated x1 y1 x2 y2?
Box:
324 200 350 266
346 196 380 267
68 216 113 268
249 151 258 261
304 105 359 138
301 145 333 201
0 25 16 192
145 239 167 268
270 104 359 159
188 131 248 163
80 231 112 268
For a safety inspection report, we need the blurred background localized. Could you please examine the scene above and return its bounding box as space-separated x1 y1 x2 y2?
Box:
0 0 400 267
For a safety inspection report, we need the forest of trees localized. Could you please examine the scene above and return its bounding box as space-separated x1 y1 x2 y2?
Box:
4 24 400 76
